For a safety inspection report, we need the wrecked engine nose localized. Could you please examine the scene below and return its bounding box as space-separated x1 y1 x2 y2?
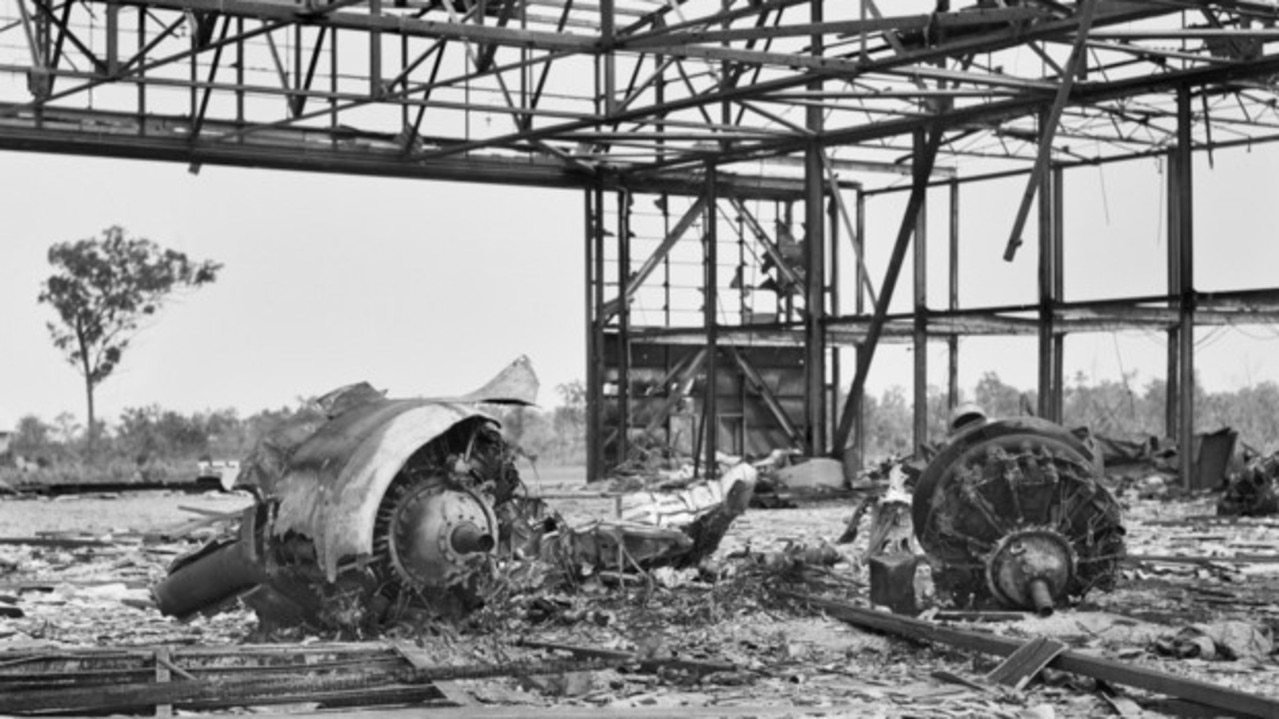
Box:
912 417 1125 614
153 397 519 633
377 476 498 593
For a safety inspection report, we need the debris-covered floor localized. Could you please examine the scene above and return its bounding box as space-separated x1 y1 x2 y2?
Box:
1 472 1277 719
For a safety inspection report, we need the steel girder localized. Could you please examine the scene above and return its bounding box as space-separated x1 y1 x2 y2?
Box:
0 0 1276 188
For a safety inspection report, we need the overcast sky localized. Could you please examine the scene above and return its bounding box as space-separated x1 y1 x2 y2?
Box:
2 144 1278 428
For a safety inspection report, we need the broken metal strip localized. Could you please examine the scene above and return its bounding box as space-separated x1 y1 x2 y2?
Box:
792 593 1279 719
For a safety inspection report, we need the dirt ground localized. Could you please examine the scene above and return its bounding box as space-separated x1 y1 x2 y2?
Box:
1 466 1278 718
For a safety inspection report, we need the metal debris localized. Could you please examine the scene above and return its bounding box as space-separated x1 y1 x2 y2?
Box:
794 592 1279 719
152 358 538 632
1218 449 1279 517
543 462 757 573
912 416 1126 615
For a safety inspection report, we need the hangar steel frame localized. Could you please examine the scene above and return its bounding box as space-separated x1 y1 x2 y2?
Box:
2 0 1279 483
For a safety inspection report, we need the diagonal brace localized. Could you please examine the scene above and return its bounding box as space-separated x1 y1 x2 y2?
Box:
1003 0 1098 261
833 128 943 455
601 195 706 321
727 197 803 296
726 346 802 447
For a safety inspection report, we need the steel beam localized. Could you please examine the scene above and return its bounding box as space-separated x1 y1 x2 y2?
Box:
702 168 719 478
912 146 928 450
834 127 942 459
601 195 706 321
616 188 631 466
1003 0 1097 262
803 0 826 455
586 186 606 482
1175 85 1196 490
1051 164 1065 420
946 178 959 411
850 188 868 474
1036 146 1059 420
726 347 802 447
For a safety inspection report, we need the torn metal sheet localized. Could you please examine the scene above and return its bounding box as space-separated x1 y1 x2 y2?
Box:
912 416 1126 615
422 355 540 407
152 360 533 632
544 463 757 573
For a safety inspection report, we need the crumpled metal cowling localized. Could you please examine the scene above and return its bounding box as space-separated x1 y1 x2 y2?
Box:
153 358 534 632
912 416 1125 614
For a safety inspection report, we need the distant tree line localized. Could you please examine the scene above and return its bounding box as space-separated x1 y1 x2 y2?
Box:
2 382 590 485
865 371 1279 457
6 373 1279 484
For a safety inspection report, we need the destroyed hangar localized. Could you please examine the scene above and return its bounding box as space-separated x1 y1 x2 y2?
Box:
4 0 1279 716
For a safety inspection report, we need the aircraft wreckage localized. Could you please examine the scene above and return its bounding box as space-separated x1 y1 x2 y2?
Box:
913 414 1127 615
153 358 540 631
152 357 756 632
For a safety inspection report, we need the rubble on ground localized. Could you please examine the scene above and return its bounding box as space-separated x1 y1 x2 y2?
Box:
7 400 1279 717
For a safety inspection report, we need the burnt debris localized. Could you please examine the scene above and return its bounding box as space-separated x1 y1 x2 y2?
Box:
153 358 539 632
912 416 1127 615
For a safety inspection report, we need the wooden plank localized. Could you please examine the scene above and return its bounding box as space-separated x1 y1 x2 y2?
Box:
985 636 1067 690
792 593 1279 719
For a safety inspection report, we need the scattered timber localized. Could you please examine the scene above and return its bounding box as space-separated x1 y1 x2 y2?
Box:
789 592 1279 719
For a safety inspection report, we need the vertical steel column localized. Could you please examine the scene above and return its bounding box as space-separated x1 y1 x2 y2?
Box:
913 173 928 449
105 2 119 75
1176 86 1196 489
947 179 959 410
703 169 720 476
1051 166 1065 419
329 23 338 137
585 188 605 482
616 189 631 466
849 189 868 473
803 0 826 455
835 128 942 457
137 10 147 135
829 194 841 436
601 0 615 114
1037 151 1058 420
369 0 382 96
1165 141 1181 441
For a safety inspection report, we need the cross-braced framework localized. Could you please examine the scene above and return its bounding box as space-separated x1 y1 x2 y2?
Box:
2 0 1278 482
